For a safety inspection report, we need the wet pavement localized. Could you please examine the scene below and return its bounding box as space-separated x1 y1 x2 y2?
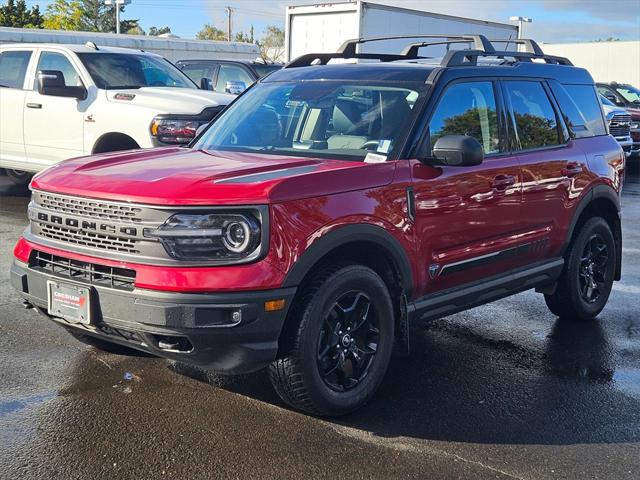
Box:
1 163 639 479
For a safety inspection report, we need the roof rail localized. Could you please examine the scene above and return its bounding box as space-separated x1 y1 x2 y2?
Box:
284 34 573 69
338 34 495 56
441 49 573 67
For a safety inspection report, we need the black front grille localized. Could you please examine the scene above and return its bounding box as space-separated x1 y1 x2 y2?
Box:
30 250 136 291
39 224 140 254
609 114 632 137
39 192 143 223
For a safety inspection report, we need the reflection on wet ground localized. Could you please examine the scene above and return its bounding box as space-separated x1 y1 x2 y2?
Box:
1 163 640 478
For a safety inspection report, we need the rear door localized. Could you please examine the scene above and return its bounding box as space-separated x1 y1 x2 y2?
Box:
0 49 33 168
504 79 591 264
411 79 524 296
23 50 87 167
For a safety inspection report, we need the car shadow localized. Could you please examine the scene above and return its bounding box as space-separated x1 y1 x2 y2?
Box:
174 316 640 445
0 170 31 198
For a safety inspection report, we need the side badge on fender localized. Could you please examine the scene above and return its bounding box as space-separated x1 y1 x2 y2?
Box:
429 264 440 279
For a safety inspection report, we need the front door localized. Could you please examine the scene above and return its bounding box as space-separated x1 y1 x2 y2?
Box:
411 79 525 296
0 49 33 168
24 50 86 167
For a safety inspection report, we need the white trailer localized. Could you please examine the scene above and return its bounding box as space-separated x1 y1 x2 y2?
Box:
542 41 640 86
285 1 518 61
0 27 260 63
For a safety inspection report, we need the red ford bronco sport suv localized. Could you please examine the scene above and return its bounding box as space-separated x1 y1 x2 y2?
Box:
12 36 624 416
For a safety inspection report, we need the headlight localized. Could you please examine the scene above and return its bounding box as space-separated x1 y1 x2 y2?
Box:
151 107 223 145
144 211 263 261
630 121 640 131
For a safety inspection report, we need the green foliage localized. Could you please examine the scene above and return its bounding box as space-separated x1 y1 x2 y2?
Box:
149 25 171 36
196 23 226 41
0 0 44 28
258 25 284 62
43 0 141 33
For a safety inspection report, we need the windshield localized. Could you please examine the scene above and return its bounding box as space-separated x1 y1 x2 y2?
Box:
614 84 640 104
253 64 282 78
77 53 196 90
194 81 423 161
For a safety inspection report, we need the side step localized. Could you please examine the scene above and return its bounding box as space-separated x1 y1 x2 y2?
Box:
408 258 564 323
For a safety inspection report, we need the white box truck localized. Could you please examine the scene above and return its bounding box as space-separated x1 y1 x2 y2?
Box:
285 1 518 61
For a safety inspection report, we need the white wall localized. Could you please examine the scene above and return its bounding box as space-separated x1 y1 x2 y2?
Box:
0 27 260 62
542 41 640 85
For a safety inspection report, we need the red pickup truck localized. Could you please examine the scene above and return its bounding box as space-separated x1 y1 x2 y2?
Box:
12 36 624 416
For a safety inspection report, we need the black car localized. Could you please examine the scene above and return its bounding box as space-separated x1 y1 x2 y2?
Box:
176 59 282 95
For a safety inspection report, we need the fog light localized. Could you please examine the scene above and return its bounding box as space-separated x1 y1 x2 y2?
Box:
265 299 286 312
231 310 242 323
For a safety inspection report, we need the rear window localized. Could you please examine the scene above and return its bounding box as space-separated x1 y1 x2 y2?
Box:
552 84 607 138
0 50 32 89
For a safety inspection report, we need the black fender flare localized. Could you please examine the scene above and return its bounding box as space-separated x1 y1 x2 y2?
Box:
282 224 414 297
564 184 622 279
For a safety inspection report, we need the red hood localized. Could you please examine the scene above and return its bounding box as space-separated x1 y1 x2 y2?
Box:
31 148 396 205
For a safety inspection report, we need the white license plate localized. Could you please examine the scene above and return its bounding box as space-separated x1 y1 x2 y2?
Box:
47 281 92 325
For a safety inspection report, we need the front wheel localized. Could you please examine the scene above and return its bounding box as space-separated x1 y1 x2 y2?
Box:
4 169 32 187
269 264 395 416
545 217 616 321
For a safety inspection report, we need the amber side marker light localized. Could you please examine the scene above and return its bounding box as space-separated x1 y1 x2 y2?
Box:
265 299 286 312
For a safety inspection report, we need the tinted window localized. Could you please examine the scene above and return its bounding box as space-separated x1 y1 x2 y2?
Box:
215 64 254 92
563 85 607 136
180 64 211 84
505 81 560 150
37 52 80 87
253 64 281 78
0 50 32 89
429 81 500 154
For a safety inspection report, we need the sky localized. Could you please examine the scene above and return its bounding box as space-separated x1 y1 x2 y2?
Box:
24 0 640 43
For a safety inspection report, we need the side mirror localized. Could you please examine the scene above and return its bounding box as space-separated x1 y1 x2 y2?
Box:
38 70 87 100
224 80 246 95
200 77 213 90
195 122 209 137
431 135 484 167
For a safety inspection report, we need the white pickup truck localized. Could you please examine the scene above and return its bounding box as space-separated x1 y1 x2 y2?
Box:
0 42 234 185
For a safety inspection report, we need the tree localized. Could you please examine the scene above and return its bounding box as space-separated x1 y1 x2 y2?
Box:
0 0 44 28
234 25 255 44
126 25 145 35
196 23 226 41
43 0 141 33
149 25 171 36
258 25 284 62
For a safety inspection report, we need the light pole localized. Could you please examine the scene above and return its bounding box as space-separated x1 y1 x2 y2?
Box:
105 0 131 34
509 16 532 40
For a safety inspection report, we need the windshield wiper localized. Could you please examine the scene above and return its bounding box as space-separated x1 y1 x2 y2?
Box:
104 85 143 90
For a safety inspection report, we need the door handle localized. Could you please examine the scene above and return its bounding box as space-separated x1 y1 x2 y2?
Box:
491 174 516 191
562 163 583 177
26 103 42 109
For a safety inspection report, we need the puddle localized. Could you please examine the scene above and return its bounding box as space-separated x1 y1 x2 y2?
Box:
613 368 640 397
0 392 57 418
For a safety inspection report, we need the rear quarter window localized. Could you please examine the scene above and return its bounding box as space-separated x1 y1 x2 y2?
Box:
552 83 607 138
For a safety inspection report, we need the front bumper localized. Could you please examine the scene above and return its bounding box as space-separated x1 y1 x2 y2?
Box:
11 259 296 373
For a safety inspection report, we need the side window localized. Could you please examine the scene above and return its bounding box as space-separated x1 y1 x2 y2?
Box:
36 52 80 87
429 81 500 154
215 64 254 92
561 84 607 137
181 64 212 84
597 86 618 103
0 50 32 89
505 81 560 150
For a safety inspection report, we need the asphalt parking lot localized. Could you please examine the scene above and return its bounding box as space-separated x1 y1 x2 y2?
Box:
1 163 639 480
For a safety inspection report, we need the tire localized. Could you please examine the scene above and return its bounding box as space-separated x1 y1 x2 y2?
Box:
545 217 616 321
269 264 395 417
69 330 148 356
4 169 32 187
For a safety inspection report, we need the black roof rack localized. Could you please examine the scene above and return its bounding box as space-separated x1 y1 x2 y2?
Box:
284 34 573 69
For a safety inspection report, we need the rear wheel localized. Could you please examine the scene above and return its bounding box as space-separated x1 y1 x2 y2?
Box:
545 217 615 321
269 264 395 417
4 169 32 187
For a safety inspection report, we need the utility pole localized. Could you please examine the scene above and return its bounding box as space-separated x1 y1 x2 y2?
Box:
105 0 131 34
225 6 233 42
